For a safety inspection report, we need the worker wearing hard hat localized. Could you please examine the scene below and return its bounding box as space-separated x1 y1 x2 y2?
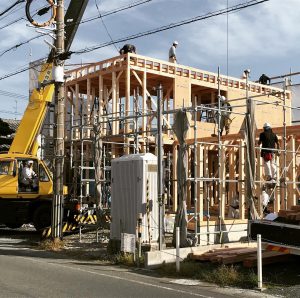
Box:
220 95 232 136
258 123 280 182
169 41 178 63
21 160 37 190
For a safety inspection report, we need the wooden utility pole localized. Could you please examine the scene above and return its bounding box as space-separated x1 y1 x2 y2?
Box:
52 0 65 239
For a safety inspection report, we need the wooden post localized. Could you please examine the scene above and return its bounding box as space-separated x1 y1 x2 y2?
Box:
198 144 204 221
287 135 296 208
172 144 178 212
187 147 192 210
112 71 117 135
238 140 245 219
256 152 263 216
75 83 79 139
219 146 226 219
228 147 235 216
142 70 147 138
125 62 130 154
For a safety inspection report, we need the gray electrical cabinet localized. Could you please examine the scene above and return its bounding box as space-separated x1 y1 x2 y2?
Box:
110 153 158 243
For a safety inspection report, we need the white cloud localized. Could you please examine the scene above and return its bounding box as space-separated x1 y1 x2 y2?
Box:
1 0 300 119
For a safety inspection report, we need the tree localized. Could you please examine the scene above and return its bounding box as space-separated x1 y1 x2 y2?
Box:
0 118 15 152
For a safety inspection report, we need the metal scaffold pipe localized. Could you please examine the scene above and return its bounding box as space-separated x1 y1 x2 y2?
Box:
157 83 164 250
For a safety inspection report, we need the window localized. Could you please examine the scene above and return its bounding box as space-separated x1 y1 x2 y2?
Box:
0 160 12 175
39 165 50 182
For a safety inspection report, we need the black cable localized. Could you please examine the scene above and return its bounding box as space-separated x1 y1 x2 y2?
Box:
0 4 49 31
95 0 119 53
0 17 24 30
0 0 270 81
0 0 25 18
0 0 151 59
73 0 270 55
0 89 28 101
0 34 44 58
0 109 22 116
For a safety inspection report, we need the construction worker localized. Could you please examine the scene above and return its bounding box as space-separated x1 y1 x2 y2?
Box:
119 44 136 55
220 96 232 136
258 123 280 181
21 160 37 190
169 41 178 63
258 73 271 85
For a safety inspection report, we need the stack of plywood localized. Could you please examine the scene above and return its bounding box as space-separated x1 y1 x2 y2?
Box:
189 247 290 267
278 205 300 223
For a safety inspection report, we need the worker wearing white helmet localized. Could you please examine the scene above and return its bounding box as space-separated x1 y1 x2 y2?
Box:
169 41 178 64
220 95 232 135
21 160 37 190
258 122 280 182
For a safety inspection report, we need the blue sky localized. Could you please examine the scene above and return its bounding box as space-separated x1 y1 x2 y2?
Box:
0 0 299 119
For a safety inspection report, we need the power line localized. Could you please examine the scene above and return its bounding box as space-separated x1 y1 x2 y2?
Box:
0 0 25 18
0 109 22 116
73 0 270 55
0 0 151 59
95 0 119 53
0 4 50 31
0 89 28 101
0 0 270 81
0 34 44 58
0 16 24 31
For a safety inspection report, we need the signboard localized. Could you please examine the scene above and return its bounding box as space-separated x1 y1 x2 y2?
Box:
121 233 136 253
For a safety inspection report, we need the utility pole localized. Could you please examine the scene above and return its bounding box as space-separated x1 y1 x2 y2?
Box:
52 0 65 240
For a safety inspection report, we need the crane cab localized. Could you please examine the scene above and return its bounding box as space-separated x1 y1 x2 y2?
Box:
0 154 53 199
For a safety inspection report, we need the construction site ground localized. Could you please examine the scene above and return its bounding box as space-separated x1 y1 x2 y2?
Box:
0 224 299 298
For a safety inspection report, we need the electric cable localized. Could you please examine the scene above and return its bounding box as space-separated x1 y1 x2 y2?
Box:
25 0 56 27
95 0 119 53
0 89 28 101
0 0 151 59
0 0 270 81
0 109 22 116
0 4 50 31
0 34 44 58
0 0 25 18
71 0 270 55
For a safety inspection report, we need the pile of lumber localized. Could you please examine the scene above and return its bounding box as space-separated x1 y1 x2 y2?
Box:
189 247 290 267
278 205 300 223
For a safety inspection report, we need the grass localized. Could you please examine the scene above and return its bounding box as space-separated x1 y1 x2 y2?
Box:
38 238 65 251
158 261 257 289
114 252 145 267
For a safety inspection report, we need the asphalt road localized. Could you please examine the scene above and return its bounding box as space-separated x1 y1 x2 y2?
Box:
0 233 272 298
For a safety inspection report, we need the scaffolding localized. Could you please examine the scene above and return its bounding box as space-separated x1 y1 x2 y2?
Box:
62 53 300 246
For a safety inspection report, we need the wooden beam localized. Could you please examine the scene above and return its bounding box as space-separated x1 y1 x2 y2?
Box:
132 70 171 128
238 140 245 219
172 144 178 212
142 70 147 137
287 135 296 208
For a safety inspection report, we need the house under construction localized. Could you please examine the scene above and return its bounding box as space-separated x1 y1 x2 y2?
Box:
51 53 300 245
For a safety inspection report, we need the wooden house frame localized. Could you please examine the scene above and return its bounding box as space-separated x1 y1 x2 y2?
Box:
63 53 299 234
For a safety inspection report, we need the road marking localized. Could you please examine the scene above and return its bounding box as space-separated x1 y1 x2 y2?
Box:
13 255 214 298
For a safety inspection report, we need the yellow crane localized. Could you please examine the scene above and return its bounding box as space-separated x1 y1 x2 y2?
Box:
0 0 89 230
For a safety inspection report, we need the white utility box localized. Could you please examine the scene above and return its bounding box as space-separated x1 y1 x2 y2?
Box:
110 153 158 243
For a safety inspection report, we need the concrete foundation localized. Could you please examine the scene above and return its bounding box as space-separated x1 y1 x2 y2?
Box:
145 221 249 268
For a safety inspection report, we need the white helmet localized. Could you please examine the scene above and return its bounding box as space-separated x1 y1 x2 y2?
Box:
220 95 226 102
263 122 271 129
173 40 178 45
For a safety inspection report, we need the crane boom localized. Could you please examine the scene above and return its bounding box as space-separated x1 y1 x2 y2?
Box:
9 0 89 155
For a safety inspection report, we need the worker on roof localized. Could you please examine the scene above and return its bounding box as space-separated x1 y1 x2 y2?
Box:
258 73 271 85
119 44 136 55
220 95 232 136
169 41 178 63
258 123 280 182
